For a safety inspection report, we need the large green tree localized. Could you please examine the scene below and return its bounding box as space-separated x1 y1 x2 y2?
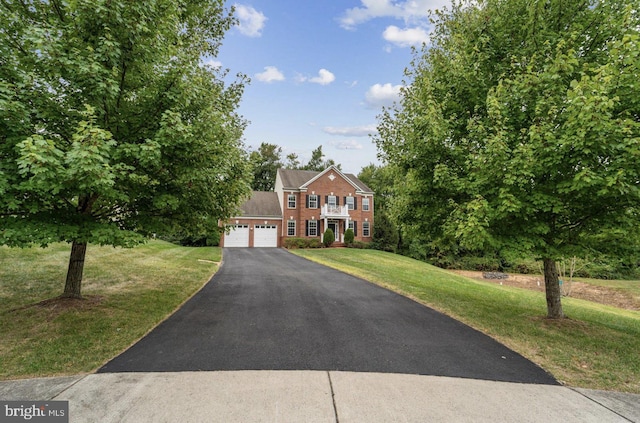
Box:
0 0 251 298
376 0 640 318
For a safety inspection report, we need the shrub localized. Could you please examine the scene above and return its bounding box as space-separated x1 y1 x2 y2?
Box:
344 228 355 245
283 237 323 249
323 228 335 247
348 240 370 249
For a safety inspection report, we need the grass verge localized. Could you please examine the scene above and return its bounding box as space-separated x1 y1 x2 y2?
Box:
292 249 640 394
0 240 220 379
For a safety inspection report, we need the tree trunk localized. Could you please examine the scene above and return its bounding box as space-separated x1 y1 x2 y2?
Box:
543 257 564 319
62 241 88 299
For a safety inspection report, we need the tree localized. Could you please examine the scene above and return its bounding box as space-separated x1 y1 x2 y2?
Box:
285 145 341 171
358 164 400 252
0 0 252 299
372 213 399 253
250 143 283 191
357 164 395 212
375 0 640 318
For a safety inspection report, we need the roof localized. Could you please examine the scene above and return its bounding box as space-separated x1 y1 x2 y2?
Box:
240 192 282 217
277 167 373 193
277 169 320 189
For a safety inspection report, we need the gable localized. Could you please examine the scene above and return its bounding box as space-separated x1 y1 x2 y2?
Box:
302 166 373 195
276 166 373 194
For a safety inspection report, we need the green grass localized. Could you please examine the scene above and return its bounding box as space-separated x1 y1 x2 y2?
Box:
292 249 640 394
0 240 220 379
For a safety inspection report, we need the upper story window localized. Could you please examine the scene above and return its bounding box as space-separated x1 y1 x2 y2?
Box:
288 194 296 209
307 194 318 209
362 197 370 211
345 196 355 210
327 195 337 207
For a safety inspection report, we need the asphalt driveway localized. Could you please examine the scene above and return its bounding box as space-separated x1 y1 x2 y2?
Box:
99 248 557 384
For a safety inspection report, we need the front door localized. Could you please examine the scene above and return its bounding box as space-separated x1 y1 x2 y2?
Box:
328 221 339 241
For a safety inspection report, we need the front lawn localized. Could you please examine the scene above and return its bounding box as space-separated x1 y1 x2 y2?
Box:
292 249 640 394
0 240 220 379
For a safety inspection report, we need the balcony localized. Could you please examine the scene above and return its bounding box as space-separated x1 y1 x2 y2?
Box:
320 204 350 218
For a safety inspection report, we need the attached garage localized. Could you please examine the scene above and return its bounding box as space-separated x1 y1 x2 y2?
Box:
224 225 249 247
253 225 278 248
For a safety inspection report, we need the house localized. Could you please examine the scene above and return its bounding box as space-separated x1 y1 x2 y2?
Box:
221 165 374 248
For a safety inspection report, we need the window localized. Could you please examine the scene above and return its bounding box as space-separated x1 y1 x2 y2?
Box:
288 194 296 209
346 196 354 210
363 222 370 237
307 220 318 236
328 195 337 207
362 198 370 211
349 221 358 236
307 194 318 209
287 220 296 236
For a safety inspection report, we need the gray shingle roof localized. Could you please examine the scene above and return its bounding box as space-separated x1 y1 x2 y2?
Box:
277 169 319 189
240 192 282 217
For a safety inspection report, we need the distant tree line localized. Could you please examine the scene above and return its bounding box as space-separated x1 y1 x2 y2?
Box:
249 143 340 191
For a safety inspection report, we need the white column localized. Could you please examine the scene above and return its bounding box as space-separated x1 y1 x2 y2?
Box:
322 217 328 242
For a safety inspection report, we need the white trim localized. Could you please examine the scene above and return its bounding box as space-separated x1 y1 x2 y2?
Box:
362 221 371 237
308 220 318 237
287 194 296 209
287 220 296 236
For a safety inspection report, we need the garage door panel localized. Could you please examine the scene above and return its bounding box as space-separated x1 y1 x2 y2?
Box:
225 225 249 247
254 225 278 248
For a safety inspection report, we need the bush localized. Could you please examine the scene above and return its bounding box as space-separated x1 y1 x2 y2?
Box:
323 228 335 247
344 228 355 245
283 237 323 249
348 241 371 249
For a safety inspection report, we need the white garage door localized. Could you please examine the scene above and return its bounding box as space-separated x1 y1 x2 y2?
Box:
254 225 278 247
225 225 249 247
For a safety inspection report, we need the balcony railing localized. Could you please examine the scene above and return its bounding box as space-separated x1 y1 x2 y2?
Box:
320 204 350 218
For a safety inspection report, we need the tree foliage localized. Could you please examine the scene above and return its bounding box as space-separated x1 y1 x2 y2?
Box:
248 143 342 190
250 143 283 191
375 0 640 318
285 145 341 172
0 0 252 297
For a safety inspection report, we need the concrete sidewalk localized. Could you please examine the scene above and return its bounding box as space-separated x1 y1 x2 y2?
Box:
2 372 638 422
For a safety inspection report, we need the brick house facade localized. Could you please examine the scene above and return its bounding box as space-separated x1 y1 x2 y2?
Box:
220 166 374 247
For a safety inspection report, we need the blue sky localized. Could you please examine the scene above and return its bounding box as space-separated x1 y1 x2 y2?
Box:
211 0 451 174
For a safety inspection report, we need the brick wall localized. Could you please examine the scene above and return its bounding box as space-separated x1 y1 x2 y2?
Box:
282 170 373 242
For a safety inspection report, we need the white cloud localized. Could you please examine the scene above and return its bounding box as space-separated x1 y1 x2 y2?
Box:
339 0 449 30
309 69 336 85
365 83 402 108
383 25 429 47
323 125 377 137
255 66 285 83
331 140 364 150
235 4 267 37
202 58 222 68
